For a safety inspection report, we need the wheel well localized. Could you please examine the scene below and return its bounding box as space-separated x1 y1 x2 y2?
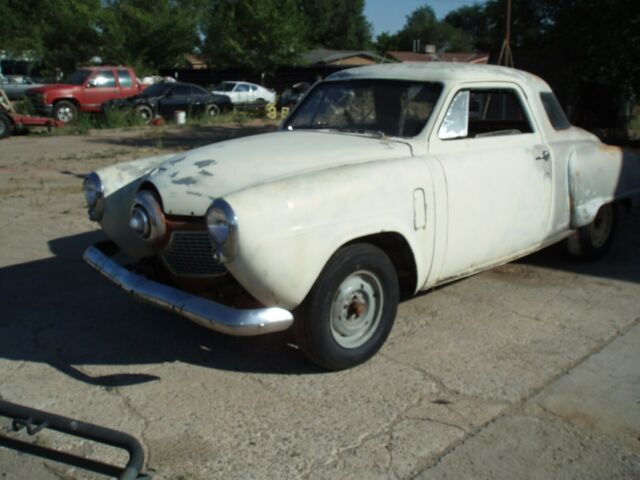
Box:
345 232 418 299
53 98 80 108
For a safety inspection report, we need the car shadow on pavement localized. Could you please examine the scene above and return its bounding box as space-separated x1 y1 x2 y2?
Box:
518 208 640 284
0 230 324 388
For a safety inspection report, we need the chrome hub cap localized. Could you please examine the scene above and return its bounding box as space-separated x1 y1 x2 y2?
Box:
57 106 74 123
590 206 613 248
330 270 383 349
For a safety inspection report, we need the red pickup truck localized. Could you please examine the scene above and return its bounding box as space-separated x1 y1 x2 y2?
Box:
26 66 144 123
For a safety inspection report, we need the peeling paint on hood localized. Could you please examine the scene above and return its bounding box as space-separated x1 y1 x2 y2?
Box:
146 130 413 215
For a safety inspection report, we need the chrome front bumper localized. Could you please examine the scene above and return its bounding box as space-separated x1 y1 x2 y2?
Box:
83 242 294 336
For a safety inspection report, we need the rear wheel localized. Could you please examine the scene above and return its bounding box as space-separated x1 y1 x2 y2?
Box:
206 104 221 117
0 114 12 139
294 244 399 370
566 203 618 261
53 100 78 124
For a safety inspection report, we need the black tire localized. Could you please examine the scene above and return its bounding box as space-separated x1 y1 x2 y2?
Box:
135 104 153 124
566 202 618 261
294 243 399 370
0 114 12 139
206 103 221 117
52 100 78 124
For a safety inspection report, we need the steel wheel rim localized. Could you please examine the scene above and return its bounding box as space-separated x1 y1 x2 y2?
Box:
57 106 74 123
138 108 151 121
330 270 383 349
207 105 220 117
590 205 613 248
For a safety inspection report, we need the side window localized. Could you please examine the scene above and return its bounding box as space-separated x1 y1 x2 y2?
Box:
439 88 534 140
88 71 116 88
171 85 191 97
540 92 570 130
249 85 257 92
235 83 250 92
117 69 132 87
191 85 209 96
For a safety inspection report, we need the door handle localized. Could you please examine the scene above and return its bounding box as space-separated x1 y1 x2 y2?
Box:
535 150 551 161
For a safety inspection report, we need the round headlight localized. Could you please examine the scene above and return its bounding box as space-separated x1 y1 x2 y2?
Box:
83 172 105 221
206 199 238 262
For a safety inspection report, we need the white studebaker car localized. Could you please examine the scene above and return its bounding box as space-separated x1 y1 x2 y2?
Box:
211 81 276 105
83 63 640 370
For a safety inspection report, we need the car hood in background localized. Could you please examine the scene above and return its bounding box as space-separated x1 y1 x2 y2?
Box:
146 130 413 216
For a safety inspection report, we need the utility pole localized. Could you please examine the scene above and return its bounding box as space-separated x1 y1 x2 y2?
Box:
497 0 514 67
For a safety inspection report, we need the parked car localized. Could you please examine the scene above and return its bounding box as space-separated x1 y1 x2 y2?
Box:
211 81 275 105
0 75 44 100
276 82 311 110
106 82 232 123
26 66 144 124
82 63 640 370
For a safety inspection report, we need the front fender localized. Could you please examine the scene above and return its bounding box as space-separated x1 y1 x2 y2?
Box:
224 157 434 309
96 153 176 258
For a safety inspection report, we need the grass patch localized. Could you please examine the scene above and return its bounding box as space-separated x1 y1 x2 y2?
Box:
11 96 36 115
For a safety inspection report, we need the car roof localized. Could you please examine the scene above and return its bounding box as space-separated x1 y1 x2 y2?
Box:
327 62 550 90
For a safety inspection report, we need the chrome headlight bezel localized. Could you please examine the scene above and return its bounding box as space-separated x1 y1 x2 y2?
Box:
83 172 105 221
206 198 238 263
129 190 166 243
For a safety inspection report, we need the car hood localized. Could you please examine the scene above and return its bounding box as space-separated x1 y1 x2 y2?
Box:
27 84 81 95
146 130 413 216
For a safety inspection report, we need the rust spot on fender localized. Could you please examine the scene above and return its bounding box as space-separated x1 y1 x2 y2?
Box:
194 159 217 168
199 169 214 177
168 155 186 165
172 177 197 185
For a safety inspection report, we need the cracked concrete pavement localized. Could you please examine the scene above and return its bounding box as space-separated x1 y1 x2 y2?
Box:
0 125 638 479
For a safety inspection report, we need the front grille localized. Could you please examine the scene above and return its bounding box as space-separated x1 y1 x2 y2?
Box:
161 231 227 277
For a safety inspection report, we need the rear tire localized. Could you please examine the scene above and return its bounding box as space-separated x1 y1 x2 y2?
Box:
566 203 618 261
294 244 399 370
206 104 221 117
53 100 78 124
0 114 12 139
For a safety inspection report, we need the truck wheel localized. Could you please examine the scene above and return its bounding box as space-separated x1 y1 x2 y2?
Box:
0 114 12 139
566 203 618 261
53 100 78 124
135 105 153 124
206 104 221 117
294 244 399 370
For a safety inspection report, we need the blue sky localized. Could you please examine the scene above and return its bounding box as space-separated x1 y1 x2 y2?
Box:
364 0 483 37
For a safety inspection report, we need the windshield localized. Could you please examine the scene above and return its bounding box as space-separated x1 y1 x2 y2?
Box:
64 69 92 85
285 80 443 138
214 82 236 92
142 83 172 97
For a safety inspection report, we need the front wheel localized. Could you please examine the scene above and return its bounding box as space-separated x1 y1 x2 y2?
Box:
53 100 78 124
566 203 618 261
294 244 399 370
135 104 153 124
206 104 221 117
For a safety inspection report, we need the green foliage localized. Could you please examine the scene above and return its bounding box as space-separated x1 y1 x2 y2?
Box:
299 0 372 50
99 0 201 75
201 0 309 73
375 5 473 54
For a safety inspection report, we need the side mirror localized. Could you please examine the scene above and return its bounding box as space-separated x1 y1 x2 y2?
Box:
438 90 469 140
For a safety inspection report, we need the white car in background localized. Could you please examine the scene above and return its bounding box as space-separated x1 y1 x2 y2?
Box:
211 81 275 105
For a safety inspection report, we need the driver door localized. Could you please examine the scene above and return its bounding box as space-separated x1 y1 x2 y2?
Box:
429 84 553 282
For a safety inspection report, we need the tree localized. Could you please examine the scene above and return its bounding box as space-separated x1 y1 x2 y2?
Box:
201 0 309 73
99 0 201 75
299 0 372 50
375 5 473 54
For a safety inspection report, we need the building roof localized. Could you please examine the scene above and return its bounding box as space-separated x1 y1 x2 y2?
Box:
302 49 387 66
327 62 549 90
387 51 489 64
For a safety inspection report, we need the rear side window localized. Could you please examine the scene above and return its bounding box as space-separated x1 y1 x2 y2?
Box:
89 71 116 88
540 92 570 130
191 85 209 96
171 85 191 96
117 69 132 87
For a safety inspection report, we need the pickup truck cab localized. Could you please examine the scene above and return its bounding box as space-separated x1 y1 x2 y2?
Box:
27 66 143 123
82 63 640 370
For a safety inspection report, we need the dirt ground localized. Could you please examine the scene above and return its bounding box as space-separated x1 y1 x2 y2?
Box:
0 123 638 479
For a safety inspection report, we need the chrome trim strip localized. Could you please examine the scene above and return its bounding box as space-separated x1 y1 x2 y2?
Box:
83 244 294 336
